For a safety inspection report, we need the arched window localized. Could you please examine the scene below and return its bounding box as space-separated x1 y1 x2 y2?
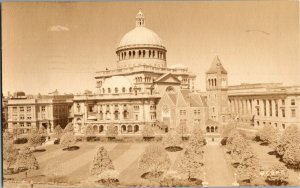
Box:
93 125 98 133
215 126 218 132
143 50 145 58
106 111 111 120
166 86 175 93
128 125 133 132
214 78 217 87
115 87 118 93
210 126 214 132
77 103 81 112
149 50 151 57
124 52 127 59
123 110 129 119
152 50 155 58
129 51 131 58
133 51 135 58
122 87 126 93
138 50 141 57
102 88 105 94
114 111 119 120
108 88 111 93
129 87 132 93
121 125 126 133
99 111 103 120
134 125 139 132
206 126 210 133
99 125 104 133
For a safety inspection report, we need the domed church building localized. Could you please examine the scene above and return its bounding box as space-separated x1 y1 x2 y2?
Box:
72 11 198 135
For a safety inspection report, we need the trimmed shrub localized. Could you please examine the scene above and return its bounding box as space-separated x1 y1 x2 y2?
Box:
13 138 28 144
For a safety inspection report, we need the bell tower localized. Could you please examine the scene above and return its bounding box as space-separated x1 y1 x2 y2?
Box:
136 10 145 27
206 56 229 123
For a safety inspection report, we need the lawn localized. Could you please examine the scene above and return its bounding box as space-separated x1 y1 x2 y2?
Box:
4 141 184 186
251 142 300 185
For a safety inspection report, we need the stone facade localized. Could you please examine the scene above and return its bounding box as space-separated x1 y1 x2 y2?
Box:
228 83 300 131
7 94 73 135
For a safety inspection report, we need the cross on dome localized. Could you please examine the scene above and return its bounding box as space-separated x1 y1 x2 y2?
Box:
136 10 145 27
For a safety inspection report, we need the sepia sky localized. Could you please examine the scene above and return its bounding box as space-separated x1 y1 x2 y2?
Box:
2 1 299 95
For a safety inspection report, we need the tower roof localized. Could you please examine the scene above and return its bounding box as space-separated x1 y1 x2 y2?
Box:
206 56 228 74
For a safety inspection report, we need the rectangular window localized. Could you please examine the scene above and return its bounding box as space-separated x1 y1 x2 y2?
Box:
27 107 31 112
256 107 260 116
257 121 260 126
27 123 31 127
13 115 18 120
41 106 46 112
13 107 17 113
274 123 277 128
20 115 25 120
20 107 24 112
291 99 295 106
291 109 296 117
20 123 24 127
282 124 285 129
135 114 138 120
134 105 139 111
282 109 285 118
180 110 186 116
27 116 32 120
256 100 259 105
42 114 46 119
282 99 285 106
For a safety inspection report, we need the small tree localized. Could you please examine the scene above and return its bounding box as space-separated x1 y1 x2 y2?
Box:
175 146 204 180
276 125 300 156
28 131 45 150
259 124 280 147
138 143 171 177
38 126 47 135
14 147 39 177
142 125 155 140
85 125 96 141
237 150 261 183
265 163 288 185
176 122 189 140
90 146 114 176
3 132 18 172
188 126 205 154
60 132 76 150
106 124 118 139
64 122 74 133
53 125 63 140
162 130 182 149
282 142 300 169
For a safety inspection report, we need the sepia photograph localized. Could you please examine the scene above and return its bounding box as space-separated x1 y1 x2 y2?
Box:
1 1 300 187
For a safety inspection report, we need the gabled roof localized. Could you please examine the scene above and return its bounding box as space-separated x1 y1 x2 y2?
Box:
206 56 227 74
154 73 181 84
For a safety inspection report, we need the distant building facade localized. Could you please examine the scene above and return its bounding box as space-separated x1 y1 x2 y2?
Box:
228 83 300 131
7 93 73 134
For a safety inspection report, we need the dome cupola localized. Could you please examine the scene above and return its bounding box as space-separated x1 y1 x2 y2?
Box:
116 10 167 69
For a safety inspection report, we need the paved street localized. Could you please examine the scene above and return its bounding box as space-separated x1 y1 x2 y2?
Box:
205 145 235 186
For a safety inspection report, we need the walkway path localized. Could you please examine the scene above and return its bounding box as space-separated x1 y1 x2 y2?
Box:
205 145 235 186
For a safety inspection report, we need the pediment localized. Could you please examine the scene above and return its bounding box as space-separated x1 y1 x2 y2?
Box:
154 73 181 84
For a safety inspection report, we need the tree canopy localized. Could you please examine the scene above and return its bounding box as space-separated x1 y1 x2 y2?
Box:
60 132 76 149
142 125 155 138
28 131 45 150
14 147 39 172
106 125 118 138
276 125 300 156
53 125 63 139
138 143 171 177
90 146 114 176
162 130 182 148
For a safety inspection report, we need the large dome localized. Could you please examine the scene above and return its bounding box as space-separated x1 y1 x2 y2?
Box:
116 10 167 69
118 27 164 49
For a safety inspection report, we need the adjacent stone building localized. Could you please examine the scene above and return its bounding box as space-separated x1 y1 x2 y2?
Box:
228 83 300 131
7 93 73 134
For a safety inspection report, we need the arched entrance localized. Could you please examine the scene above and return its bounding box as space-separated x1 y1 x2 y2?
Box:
128 125 133 133
121 125 126 133
99 125 104 133
134 125 139 132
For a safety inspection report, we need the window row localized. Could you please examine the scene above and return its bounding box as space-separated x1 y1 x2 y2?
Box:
118 49 166 60
102 87 133 94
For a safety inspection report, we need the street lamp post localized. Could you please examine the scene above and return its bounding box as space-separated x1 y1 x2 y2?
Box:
232 172 239 186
